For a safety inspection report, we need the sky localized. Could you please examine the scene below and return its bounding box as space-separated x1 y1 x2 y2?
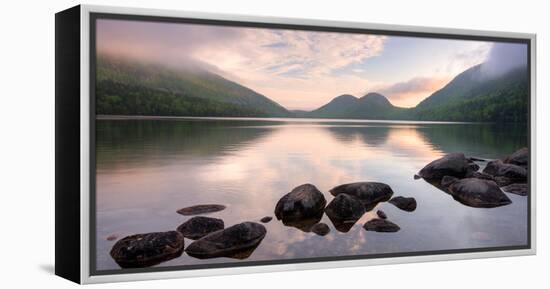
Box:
96 19 526 110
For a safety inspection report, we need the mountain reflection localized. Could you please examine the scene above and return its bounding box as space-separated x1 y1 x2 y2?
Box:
95 118 528 270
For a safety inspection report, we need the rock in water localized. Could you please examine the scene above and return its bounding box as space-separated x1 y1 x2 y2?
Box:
417 153 473 180
274 184 327 222
466 171 495 181
363 219 400 233
502 183 528 196
482 160 527 181
106 234 119 241
185 222 266 259
325 194 366 222
448 178 512 208
110 231 184 268
504 147 528 168
494 176 514 187
468 162 480 172
325 194 366 232
311 223 330 236
260 216 273 223
177 204 226 216
329 182 393 207
441 176 459 187
376 210 387 219
176 216 224 240
388 196 417 212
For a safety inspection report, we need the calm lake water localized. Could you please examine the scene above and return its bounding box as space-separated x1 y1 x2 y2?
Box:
95 117 528 271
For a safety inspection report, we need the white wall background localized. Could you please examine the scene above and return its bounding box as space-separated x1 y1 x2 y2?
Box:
0 0 547 287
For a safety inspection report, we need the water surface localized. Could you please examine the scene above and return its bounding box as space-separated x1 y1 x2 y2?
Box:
95 118 528 271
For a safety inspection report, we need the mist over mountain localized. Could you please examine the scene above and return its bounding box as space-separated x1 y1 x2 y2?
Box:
480 43 528 80
96 54 290 117
96 44 528 123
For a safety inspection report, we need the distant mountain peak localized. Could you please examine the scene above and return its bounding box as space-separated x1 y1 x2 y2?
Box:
359 92 393 106
334 94 358 100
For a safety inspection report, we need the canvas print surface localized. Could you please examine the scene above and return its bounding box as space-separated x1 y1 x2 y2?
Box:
93 16 530 273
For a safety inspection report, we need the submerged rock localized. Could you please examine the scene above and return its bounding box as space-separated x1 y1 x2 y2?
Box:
311 223 330 236
448 178 512 208
177 204 226 216
376 210 387 219
363 218 400 233
106 234 119 241
502 183 528 196
176 216 224 240
110 231 184 268
185 222 266 259
280 213 323 232
483 160 527 181
504 147 528 168
330 182 393 208
260 216 273 223
274 184 327 223
388 196 417 212
417 153 473 180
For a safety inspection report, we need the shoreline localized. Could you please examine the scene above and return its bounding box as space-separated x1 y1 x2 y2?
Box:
96 114 487 125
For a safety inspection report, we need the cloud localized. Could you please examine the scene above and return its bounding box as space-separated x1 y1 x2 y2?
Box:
96 19 498 110
373 77 449 107
96 19 387 110
481 42 528 79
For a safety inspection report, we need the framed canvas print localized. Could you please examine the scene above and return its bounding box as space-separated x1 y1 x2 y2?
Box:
55 4 536 284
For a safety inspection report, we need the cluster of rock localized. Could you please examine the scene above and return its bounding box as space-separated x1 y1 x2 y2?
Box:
274 183 416 235
415 148 528 208
110 204 267 268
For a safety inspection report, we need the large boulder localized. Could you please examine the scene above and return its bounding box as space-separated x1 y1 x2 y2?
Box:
448 178 512 208
110 231 184 268
417 153 474 180
329 182 393 208
502 183 528 196
504 147 528 168
185 222 266 259
363 218 400 232
275 184 326 222
176 216 224 240
388 196 417 212
482 160 527 181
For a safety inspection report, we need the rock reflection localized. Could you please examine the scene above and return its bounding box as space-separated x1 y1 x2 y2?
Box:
97 119 528 271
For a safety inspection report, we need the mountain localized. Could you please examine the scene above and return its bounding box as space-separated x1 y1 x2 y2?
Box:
96 54 528 123
96 55 290 117
309 63 528 122
310 92 405 119
311 94 359 117
411 64 528 122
